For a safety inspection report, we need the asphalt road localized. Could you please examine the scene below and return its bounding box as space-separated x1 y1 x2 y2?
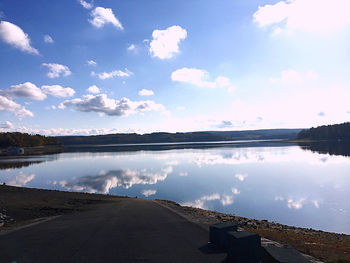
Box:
0 198 227 263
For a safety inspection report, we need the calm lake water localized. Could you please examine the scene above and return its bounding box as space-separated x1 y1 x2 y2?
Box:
1 142 350 234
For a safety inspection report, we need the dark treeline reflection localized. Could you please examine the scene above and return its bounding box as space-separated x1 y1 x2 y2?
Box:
0 160 45 170
0 156 58 170
298 141 350 157
63 141 294 153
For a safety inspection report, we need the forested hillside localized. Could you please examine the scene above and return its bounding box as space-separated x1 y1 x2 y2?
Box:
58 129 301 145
0 132 62 148
58 132 226 145
297 122 350 140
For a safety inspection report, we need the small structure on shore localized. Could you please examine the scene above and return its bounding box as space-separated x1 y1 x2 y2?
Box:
6 147 24 155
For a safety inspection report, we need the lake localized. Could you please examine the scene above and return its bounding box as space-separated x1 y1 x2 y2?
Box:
1 141 349 234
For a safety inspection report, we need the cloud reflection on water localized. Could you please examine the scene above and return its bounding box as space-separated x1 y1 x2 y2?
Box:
274 196 321 210
7 172 35 186
182 193 234 209
235 174 248 182
141 189 157 197
191 147 349 167
59 168 170 194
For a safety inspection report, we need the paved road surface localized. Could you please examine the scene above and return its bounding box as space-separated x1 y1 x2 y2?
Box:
0 198 227 263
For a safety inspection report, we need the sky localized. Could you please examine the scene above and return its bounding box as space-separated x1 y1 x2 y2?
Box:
0 0 350 136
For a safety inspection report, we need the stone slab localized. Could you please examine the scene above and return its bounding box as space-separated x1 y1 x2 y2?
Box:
227 230 261 263
209 223 238 248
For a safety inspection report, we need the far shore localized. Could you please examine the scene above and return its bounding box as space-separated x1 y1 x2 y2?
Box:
0 185 349 262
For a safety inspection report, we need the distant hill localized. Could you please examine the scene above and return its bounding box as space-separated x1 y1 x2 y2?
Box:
0 132 62 148
207 129 302 140
297 122 350 140
57 132 225 145
57 129 302 146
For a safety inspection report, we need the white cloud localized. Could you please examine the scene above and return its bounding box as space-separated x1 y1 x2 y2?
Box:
176 106 186 110
162 166 173 174
0 21 39 55
42 85 75 98
42 63 72 78
287 198 305 209
138 89 154 96
166 160 179 166
171 68 236 90
7 172 35 187
1 82 74 100
127 44 136 51
0 121 14 129
78 0 93 9
59 94 165 117
253 0 350 34
215 76 231 87
1 82 46 100
216 76 237 93
312 200 320 208
235 173 248 182
89 7 123 30
231 188 240 195
171 68 216 88
179 172 188 177
149 25 187 59
141 189 157 197
87 85 100 94
0 95 33 118
269 69 303 83
92 69 132 80
274 196 284 201
220 194 234 206
87 60 97 66
11 127 124 136
43 34 54 43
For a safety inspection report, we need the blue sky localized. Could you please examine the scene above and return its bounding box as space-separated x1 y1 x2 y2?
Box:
0 0 350 135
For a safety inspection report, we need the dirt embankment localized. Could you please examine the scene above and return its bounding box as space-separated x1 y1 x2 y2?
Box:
0 185 124 229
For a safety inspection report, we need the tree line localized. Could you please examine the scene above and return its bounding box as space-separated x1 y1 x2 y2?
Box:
0 132 62 148
297 122 350 140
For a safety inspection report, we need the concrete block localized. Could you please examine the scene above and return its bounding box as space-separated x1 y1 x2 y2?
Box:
226 230 261 263
262 244 312 263
209 223 238 248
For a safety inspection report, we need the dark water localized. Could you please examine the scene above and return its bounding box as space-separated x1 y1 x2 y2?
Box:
1 142 349 234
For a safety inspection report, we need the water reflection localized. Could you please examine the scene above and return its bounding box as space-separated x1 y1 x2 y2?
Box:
63 140 294 153
0 160 45 170
274 196 321 210
0 155 57 170
182 193 236 209
141 189 157 197
59 168 170 194
299 141 350 157
6 172 35 187
0 143 349 234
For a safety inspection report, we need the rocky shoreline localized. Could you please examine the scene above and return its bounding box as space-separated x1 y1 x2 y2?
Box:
157 200 350 263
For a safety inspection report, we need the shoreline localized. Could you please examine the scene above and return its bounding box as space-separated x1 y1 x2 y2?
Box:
1 185 349 262
157 200 350 262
